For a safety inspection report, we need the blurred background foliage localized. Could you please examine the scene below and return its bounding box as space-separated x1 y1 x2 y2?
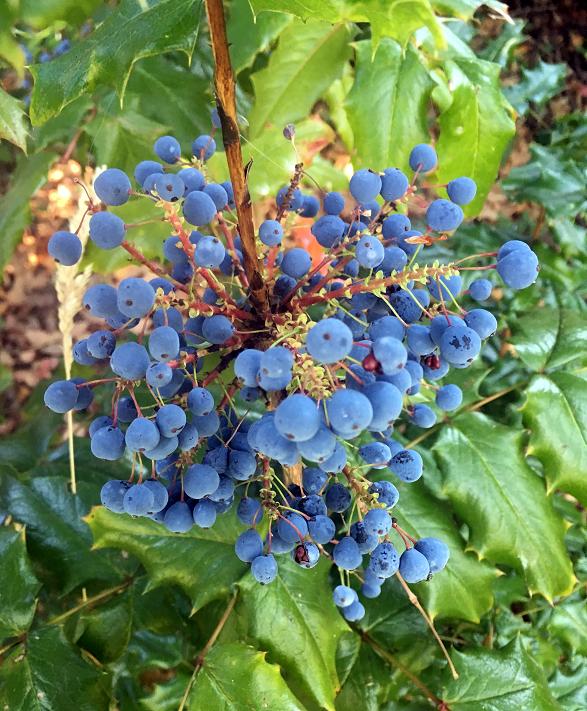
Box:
0 0 585 709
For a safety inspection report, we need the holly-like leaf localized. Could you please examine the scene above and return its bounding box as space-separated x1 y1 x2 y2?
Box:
523 373 587 506
548 601 587 656
0 627 110 710
84 107 168 180
393 479 497 622
228 3 293 74
248 20 352 138
0 475 123 592
0 151 56 273
0 87 28 151
186 642 305 710
19 0 102 27
511 306 587 372
236 558 347 711
435 58 515 215
345 39 433 172
502 144 587 218
504 60 567 115
0 527 41 640
87 506 247 612
443 637 560 710
75 592 134 663
249 0 342 21
335 641 396 711
29 0 202 126
207 118 335 201
433 412 574 601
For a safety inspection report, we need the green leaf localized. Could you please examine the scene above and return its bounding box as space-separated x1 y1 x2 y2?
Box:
393 478 497 622
443 637 560 710
435 58 515 215
0 627 110 711
0 87 28 151
549 659 587 710
127 56 212 147
84 107 168 178
207 117 335 201
0 527 41 639
345 39 433 172
432 0 510 21
504 61 567 115
29 0 202 126
236 558 347 711
250 0 445 48
0 475 123 592
0 151 55 273
20 0 102 27
335 641 396 711
548 601 587 656
522 373 587 505
433 412 574 601
186 642 305 710
228 3 293 74
75 592 134 663
88 506 247 612
511 306 587 372
248 20 352 138
502 144 587 218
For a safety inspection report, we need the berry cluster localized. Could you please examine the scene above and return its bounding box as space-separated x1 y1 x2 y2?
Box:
44 119 539 620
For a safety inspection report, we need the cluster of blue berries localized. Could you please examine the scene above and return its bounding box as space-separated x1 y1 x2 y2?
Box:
44 122 539 620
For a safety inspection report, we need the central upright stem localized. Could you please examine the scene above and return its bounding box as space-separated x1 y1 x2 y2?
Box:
204 0 269 315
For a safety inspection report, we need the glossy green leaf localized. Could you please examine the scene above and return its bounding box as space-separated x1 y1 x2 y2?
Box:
185 642 304 710
435 58 515 215
0 87 28 151
443 637 560 710
523 373 587 505
228 3 292 73
29 0 202 126
250 0 445 48
127 56 212 147
88 506 247 612
0 527 41 639
393 479 497 622
433 412 574 601
335 640 395 711
84 107 168 178
248 20 352 138
0 475 122 592
75 592 133 663
511 306 587 372
504 61 567 115
0 151 55 273
549 660 587 710
236 558 347 711
345 39 433 172
549 602 587 656
20 0 102 27
502 144 587 218
0 627 110 711
207 117 335 200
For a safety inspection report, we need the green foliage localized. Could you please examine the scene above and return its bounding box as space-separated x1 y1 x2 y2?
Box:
29 0 203 125
0 1 586 708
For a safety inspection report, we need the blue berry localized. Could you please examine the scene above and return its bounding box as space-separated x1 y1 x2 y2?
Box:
368 542 399 578
193 500 217 528
496 249 539 289
323 191 345 215
235 529 264 562
184 463 220 499
275 394 320 442
333 585 358 608
192 135 216 161
164 502 194 533
125 418 160 452
435 384 463 411
178 167 206 193
259 220 283 247
251 554 278 584
306 318 353 364
183 190 217 226
44 380 78 413
469 278 492 302
146 362 173 388
48 231 82 265
409 144 437 173
426 199 464 232
390 449 423 482
363 508 392 536
307 515 335 544
89 212 126 249
439 325 481 366
292 541 320 568
149 326 180 362
380 168 409 201
117 278 155 318
355 234 384 268
100 480 130 513
447 176 476 205
382 213 410 239
237 497 263 526
399 548 430 583
94 168 131 206
410 404 437 429
234 349 262 386
281 248 311 279
203 183 229 210
342 599 365 621
464 308 497 339
110 342 150 380
349 169 382 203
87 330 116 358
83 284 118 318
155 404 186 437
154 135 182 164
369 480 399 509
415 537 450 573
154 173 185 202
311 215 346 247
123 484 154 516
134 160 163 185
